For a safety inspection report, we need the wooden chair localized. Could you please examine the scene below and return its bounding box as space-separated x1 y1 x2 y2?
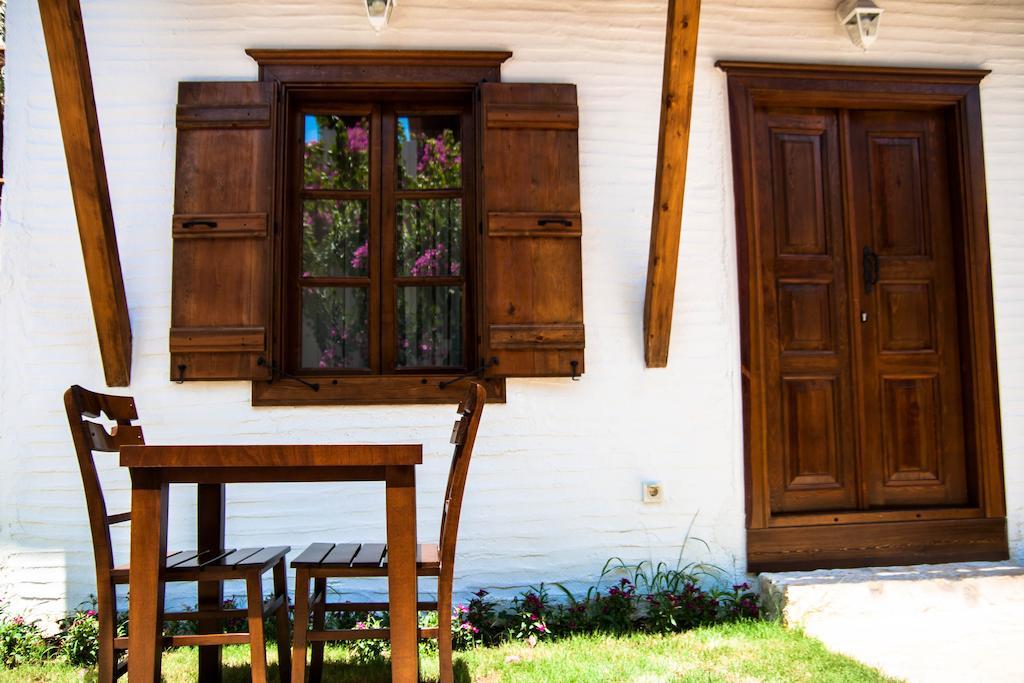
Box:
64 385 292 682
291 382 486 683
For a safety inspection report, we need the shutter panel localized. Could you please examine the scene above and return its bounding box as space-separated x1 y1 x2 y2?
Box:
479 83 585 378
169 82 274 381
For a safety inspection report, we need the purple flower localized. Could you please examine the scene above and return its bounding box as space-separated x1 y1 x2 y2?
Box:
411 244 445 277
351 242 369 271
347 124 369 153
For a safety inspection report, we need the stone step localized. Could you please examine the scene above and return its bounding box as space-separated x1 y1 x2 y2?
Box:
760 561 1024 683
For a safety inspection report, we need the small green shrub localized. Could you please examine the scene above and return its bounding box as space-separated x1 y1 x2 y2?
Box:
58 608 99 666
0 601 51 668
58 610 99 663
350 613 389 663
509 585 554 643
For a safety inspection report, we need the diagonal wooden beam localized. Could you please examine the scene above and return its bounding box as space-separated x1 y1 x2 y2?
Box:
39 0 132 386
643 0 701 368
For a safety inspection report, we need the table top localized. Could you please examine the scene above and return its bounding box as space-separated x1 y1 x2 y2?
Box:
120 444 423 469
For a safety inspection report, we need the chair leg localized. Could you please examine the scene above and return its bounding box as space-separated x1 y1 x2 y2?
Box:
246 572 269 683
309 577 327 683
291 569 311 683
97 580 118 682
273 560 292 683
437 573 455 683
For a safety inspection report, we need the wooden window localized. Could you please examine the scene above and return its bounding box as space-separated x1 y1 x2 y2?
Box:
169 51 586 405
283 96 476 378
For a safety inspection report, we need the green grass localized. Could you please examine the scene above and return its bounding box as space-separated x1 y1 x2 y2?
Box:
0 621 897 682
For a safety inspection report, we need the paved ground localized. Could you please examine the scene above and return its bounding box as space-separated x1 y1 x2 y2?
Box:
759 561 1024 683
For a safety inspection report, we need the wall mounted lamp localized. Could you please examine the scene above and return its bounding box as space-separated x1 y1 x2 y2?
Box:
836 0 884 49
366 0 397 32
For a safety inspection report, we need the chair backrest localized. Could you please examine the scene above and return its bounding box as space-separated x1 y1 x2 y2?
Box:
63 386 145 576
438 382 486 572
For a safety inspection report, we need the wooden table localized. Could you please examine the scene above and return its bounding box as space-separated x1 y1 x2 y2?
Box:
120 444 423 683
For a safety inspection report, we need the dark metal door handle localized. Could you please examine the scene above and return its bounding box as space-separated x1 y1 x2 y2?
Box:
863 247 880 294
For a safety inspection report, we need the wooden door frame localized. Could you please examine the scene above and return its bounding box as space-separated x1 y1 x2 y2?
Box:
718 62 1008 571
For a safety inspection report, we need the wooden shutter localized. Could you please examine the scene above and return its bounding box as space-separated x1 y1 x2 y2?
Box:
169 82 274 381
479 83 585 378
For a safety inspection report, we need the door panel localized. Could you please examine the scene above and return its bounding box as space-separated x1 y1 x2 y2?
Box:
847 109 968 507
754 109 860 513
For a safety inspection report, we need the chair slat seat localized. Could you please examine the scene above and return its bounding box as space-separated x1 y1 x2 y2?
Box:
109 546 289 584
292 542 440 573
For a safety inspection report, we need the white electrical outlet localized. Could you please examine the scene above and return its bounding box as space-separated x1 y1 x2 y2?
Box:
643 481 664 503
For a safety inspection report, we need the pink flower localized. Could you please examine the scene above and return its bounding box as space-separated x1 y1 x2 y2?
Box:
351 242 369 271
411 244 446 277
347 124 369 153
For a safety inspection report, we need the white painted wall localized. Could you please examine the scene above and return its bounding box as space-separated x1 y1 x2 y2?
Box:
1 0 1021 624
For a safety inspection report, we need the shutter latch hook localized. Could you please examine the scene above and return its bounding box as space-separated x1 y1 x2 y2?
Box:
570 360 580 381
257 357 320 392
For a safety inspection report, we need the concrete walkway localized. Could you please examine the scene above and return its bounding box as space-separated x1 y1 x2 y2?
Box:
760 561 1024 683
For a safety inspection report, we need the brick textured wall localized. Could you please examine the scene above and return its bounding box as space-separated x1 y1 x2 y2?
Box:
1 0 1022 623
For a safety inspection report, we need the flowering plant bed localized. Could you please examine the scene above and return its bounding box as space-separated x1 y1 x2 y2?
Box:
0 554 760 671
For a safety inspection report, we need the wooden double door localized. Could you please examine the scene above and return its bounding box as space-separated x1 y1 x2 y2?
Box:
755 105 969 515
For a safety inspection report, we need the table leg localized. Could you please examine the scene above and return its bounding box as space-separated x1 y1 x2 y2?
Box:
128 468 168 682
197 483 226 682
385 465 419 683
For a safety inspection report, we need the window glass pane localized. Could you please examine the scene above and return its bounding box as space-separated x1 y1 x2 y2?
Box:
396 199 462 277
301 287 370 369
303 114 370 190
396 286 463 368
396 115 462 189
302 200 370 277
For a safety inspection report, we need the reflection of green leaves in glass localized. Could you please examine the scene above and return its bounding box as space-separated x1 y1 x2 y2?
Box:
302 288 369 370
397 118 462 190
393 117 465 369
303 115 370 190
301 114 371 369
397 287 462 368
396 199 462 277
302 200 369 277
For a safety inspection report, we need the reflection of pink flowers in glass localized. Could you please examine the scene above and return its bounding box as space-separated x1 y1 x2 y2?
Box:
319 325 356 368
347 125 369 153
412 244 444 276
410 243 461 277
410 129 461 187
351 242 369 271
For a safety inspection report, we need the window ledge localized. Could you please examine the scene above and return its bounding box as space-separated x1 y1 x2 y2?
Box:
251 375 506 406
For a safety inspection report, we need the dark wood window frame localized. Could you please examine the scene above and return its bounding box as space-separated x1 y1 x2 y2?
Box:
249 50 511 406
720 62 1008 571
